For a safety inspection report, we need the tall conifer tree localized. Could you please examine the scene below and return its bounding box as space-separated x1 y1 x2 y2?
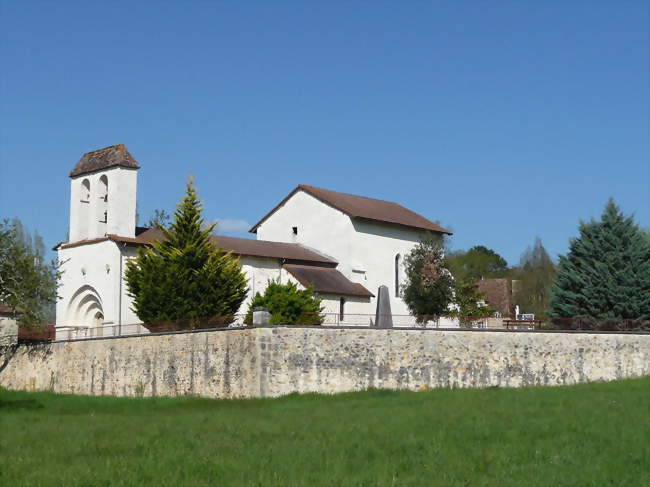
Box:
550 199 650 319
125 180 248 325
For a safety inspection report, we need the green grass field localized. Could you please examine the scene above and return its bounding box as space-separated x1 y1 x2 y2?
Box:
1 379 649 487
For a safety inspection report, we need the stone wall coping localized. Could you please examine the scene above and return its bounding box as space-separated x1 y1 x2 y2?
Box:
42 324 650 346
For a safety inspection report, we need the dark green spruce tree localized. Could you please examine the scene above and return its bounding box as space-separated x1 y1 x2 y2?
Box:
550 199 650 320
125 180 248 327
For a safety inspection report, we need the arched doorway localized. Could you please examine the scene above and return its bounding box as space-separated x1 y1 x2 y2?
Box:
94 311 104 337
65 285 104 337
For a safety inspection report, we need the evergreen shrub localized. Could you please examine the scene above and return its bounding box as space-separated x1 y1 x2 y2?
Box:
245 281 323 325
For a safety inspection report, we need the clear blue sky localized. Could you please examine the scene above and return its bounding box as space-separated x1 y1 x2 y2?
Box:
1 1 648 265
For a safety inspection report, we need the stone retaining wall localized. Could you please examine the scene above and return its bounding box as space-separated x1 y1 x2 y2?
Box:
0 316 18 347
1 327 649 398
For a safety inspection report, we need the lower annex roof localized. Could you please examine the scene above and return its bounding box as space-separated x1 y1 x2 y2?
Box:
54 229 374 298
55 227 338 267
283 264 374 298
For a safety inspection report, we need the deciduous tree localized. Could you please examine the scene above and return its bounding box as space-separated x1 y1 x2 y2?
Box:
512 238 555 319
452 278 495 327
0 219 59 325
145 209 171 229
402 236 454 322
445 245 509 282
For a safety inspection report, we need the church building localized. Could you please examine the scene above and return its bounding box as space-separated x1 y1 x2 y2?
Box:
55 144 452 339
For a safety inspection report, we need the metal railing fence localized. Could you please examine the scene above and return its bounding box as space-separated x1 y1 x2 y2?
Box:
10 314 650 343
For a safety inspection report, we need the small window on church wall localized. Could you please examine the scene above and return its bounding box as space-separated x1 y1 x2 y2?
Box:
99 175 108 202
339 297 346 322
292 226 298 235
395 254 401 297
97 175 108 234
77 179 91 239
81 179 90 202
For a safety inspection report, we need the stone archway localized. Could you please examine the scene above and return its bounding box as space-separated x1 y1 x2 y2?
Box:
65 285 104 329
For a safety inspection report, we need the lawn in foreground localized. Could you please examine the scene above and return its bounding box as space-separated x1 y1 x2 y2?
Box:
1 378 649 486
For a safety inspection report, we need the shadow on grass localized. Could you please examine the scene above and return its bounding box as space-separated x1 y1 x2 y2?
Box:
0 398 44 410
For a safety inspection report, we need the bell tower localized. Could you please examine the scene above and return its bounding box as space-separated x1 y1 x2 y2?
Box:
68 144 140 241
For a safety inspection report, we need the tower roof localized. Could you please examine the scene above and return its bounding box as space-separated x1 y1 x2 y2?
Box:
69 144 140 178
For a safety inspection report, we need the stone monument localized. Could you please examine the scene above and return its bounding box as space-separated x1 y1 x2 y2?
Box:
375 285 393 329
252 307 271 326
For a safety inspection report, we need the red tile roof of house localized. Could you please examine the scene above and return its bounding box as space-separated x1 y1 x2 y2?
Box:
476 278 513 316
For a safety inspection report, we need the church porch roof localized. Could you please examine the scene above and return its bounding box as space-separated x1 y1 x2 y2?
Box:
283 264 374 298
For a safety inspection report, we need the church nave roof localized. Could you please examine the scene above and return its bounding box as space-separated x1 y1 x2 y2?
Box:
250 184 452 235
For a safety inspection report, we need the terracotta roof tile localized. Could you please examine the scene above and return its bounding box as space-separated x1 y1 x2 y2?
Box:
250 184 452 234
476 278 513 316
69 144 140 178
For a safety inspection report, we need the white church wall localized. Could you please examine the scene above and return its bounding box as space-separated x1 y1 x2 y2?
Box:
119 245 141 327
319 295 373 326
237 256 281 317
106 167 137 238
69 176 91 241
56 240 122 339
254 189 440 317
349 219 431 317
56 241 145 340
234 256 303 320
68 167 137 241
255 190 353 268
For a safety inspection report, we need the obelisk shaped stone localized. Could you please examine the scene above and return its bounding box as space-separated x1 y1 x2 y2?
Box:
375 285 393 328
